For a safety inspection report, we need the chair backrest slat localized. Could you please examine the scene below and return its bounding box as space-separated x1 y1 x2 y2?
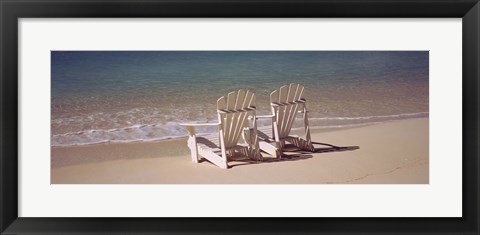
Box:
270 90 279 104
224 91 237 146
277 85 289 138
278 85 289 103
217 96 226 110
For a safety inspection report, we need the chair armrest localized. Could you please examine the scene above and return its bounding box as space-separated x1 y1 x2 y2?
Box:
248 115 274 120
180 123 220 136
180 123 220 127
297 110 309 113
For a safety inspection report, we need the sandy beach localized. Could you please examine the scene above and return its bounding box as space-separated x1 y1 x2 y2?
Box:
51 118 428 184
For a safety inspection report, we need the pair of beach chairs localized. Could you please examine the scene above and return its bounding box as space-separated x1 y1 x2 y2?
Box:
180 83 315 169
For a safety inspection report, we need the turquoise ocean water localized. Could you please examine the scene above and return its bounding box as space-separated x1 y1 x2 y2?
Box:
51 51 429 146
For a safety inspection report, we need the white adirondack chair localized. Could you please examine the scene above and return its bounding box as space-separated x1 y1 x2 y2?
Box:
257 83 315 158
180 89 263 169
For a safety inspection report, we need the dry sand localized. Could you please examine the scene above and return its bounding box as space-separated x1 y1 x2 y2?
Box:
51 118 428 184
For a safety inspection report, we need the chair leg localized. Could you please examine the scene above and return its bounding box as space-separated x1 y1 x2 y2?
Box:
186 126 199 163
272 122 283 158
302 104 314 151
259 141 278 157
249 114 263 161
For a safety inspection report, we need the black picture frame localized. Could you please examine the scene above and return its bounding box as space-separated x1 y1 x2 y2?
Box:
1 0 479 234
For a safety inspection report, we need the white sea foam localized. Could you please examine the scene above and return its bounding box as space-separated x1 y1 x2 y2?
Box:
51 112 428 147
309 112 429 121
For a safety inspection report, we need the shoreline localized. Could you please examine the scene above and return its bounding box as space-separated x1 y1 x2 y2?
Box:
51 118 429 184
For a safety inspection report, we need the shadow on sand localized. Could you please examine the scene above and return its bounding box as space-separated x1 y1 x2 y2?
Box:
224 142 359 168
311 141 360 153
